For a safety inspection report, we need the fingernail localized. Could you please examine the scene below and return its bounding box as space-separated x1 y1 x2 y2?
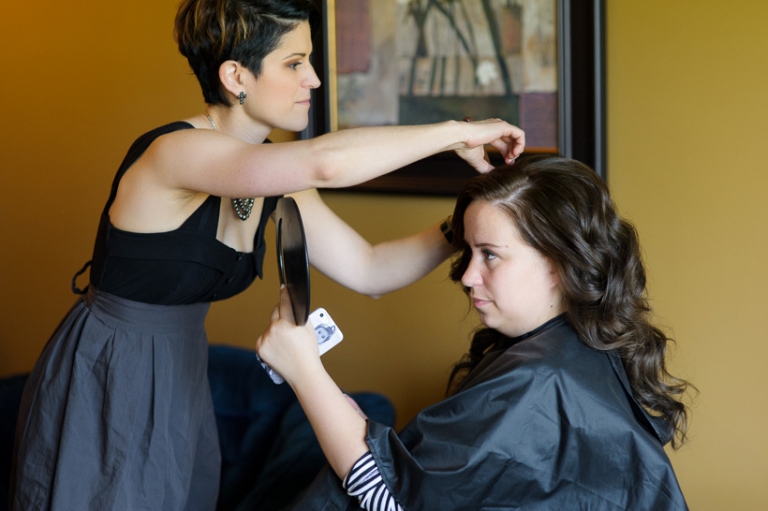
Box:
280 284 286 290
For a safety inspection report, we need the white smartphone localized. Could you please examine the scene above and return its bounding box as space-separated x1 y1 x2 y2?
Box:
309 308 343 356
259 307 344 385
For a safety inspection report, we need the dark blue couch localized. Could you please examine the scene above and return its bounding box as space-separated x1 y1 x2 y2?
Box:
0 345 395 511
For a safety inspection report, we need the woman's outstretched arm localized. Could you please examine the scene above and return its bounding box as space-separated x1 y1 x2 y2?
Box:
255 287 369 479
149 118 525 199
293 188 453 297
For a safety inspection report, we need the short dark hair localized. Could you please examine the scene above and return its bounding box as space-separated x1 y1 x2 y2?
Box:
448 155 693 448
174 0 319 105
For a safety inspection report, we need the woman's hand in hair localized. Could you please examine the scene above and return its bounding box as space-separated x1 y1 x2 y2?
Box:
453 118 526 172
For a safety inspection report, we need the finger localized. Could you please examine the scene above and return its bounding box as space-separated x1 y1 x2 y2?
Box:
490 140 521 165
489 139 510 159
472 156 494 173
255 333 266 353
460 147 493 172
494 134 525 163
270 304 280 322
482 157 495 172
278 286 295 323
507 128 526 156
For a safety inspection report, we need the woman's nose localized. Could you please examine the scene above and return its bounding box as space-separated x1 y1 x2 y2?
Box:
306 63 321 89
461 259 481 289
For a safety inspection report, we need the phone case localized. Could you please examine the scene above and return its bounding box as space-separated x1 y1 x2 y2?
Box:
309 308 344 356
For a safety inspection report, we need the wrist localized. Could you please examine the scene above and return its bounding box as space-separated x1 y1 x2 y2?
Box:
440 215 454 244
443 119 468 152
286 357 326 391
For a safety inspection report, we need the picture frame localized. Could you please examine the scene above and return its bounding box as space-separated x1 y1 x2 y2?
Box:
301 0 606 195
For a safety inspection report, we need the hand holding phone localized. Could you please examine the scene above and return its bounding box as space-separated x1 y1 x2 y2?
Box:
259 307 344 384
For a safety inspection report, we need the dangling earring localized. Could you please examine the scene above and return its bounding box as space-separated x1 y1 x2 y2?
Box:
238 91 247 105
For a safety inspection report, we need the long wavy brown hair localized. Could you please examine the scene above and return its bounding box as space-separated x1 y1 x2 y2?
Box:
447 156 693 448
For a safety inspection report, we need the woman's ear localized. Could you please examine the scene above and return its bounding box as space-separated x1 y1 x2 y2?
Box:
218 60 247 99
546 260 567 314
546 259 561 290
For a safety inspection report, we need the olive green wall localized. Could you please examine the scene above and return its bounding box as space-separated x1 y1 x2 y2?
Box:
1 1 767 508
607 3 768 508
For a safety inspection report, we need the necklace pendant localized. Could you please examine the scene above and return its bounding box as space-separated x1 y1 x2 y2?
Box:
232 197 255 221
204 113 253 221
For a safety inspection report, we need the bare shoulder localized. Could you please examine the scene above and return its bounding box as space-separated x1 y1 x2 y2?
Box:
143 128 240 184
109 127 209 231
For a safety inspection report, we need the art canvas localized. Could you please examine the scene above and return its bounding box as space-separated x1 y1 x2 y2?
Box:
333 0 558 151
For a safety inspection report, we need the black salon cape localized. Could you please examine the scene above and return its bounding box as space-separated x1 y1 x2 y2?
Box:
292 317 688 510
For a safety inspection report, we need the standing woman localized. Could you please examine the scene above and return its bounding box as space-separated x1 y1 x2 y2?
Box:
256 156 692 510
9 0 524 509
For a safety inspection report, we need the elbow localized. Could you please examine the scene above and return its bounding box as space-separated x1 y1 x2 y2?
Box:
316 165 340 186
347 285 383 299
360 283 401 299
350 283 387 299
309 145 343 186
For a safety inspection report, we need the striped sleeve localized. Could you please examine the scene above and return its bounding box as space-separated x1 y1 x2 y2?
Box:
342 451 404 511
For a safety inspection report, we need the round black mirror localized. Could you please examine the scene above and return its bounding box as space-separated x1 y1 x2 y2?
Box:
275 197 310 326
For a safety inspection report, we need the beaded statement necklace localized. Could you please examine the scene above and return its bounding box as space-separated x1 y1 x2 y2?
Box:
205 112 255 221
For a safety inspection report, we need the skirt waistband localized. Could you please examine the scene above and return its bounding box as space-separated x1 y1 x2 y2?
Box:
84 287 210 334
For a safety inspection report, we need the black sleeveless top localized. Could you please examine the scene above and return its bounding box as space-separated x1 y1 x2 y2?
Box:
86 121 280 305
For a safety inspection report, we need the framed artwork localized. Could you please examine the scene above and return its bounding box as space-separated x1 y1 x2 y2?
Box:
301 0 606 195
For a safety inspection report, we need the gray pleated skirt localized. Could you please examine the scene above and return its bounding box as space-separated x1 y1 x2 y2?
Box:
11 288 221 511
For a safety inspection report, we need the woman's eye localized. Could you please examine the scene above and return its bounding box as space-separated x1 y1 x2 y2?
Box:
289 61 302 70
482 250 497 261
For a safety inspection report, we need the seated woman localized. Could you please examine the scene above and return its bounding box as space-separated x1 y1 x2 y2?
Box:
255 156 692 511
